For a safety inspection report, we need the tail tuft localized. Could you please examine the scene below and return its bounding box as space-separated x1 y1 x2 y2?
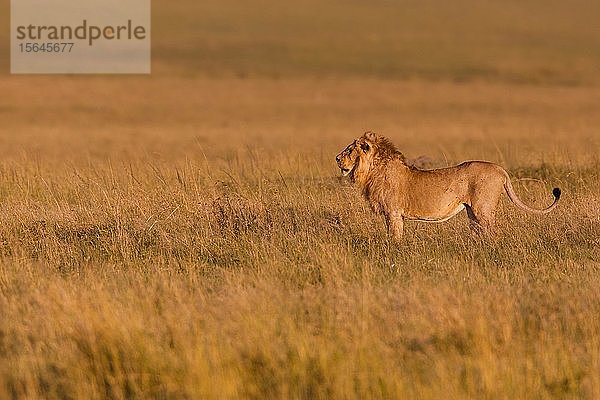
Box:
552 187 562 199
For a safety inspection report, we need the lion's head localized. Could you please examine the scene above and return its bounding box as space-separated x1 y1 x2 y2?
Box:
336 132 401 181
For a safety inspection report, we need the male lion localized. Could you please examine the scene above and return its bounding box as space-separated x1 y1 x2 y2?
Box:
336 132 561 241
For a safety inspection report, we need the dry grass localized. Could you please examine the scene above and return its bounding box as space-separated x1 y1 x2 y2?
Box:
1 0 600 398
3 0 600 83
0 76 599 399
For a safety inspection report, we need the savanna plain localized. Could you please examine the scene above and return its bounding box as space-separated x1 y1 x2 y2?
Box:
0 1 599 399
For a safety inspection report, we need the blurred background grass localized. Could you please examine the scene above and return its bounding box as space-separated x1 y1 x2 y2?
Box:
2 0 600 83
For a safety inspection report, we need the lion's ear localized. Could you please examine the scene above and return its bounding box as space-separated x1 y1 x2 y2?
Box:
364 131 377 141
360 142 370 152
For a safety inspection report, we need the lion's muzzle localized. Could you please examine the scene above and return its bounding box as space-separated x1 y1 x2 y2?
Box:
336 155 351 176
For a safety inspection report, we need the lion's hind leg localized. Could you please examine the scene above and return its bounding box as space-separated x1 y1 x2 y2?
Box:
465 203 496 236
466 179 504 236
465 204 484 234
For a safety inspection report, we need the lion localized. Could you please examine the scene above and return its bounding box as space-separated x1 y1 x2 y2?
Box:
336 131 561 241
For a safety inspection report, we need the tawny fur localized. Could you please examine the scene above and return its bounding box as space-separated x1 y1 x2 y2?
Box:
336 132 561 241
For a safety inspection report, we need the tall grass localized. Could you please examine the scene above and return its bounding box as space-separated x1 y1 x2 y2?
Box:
0 76 599 398
0 150 598 399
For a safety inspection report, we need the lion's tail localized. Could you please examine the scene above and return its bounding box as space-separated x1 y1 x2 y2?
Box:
503 170 561 214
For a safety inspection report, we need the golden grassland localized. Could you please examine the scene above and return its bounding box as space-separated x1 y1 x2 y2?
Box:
2 0 600 83
0 76 599 399
0 0 600 398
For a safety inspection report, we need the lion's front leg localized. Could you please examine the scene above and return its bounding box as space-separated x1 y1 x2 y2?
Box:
385 211 404 242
